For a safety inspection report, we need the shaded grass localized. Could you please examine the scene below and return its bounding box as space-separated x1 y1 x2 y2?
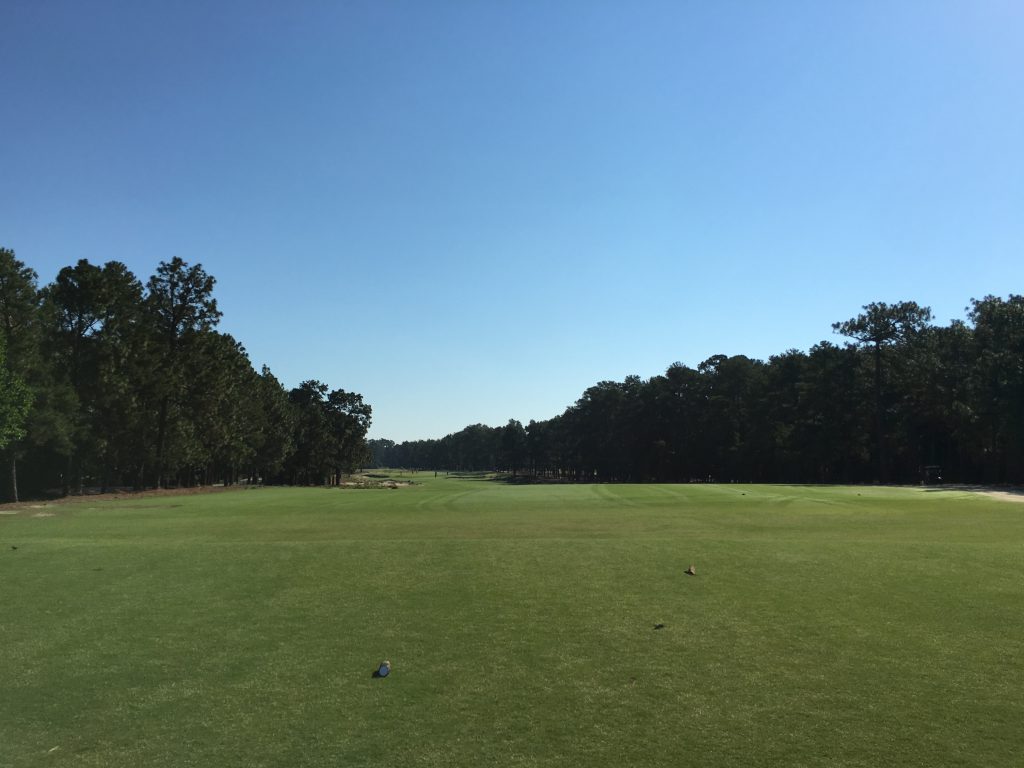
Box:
1 480 1022 766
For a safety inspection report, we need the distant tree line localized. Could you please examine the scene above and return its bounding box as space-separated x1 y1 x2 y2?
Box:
0 248 371 501
372 298 1024 484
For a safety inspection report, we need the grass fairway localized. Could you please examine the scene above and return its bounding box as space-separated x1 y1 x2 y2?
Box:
2 478 1023 767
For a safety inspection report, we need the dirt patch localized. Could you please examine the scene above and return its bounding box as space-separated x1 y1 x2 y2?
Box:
353 480 412 489
0 484 247 514
340 474 414 489
920 485 1024 503
976 490 1024 503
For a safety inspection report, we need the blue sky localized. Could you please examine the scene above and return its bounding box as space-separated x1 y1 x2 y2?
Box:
2 1 1022 441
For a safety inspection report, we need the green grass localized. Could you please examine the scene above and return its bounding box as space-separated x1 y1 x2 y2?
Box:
2 478 1022 767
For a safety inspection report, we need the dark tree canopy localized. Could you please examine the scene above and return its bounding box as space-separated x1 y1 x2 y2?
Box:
832 301 933 348
5 243 1022 496
376 299 1023 486
1 249 371 500
0 334 32 453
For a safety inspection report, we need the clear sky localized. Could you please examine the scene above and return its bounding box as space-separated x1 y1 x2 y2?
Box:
2 1 1022 441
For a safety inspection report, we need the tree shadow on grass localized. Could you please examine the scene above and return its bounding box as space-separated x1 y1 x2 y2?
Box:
445 472 499 482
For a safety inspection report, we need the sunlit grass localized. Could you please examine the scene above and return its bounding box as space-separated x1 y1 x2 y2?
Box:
2 479 1022 767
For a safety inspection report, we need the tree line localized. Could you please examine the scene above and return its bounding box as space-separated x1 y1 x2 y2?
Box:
0 248 371 501
372 298 1024 485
